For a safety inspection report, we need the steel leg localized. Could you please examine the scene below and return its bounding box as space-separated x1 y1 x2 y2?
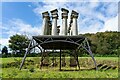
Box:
82 38 98 70
60 49 62 71
20 39 33 70
40 49 45 69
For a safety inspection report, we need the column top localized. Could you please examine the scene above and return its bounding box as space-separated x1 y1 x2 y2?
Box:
71 15 79 19
61 13 68 19
70 10 79 19
71 10 79 15
61 8 69 13
42 11 50 19
42 11 49 15
50 9 58 19
50 9 58 14
51 14 58 19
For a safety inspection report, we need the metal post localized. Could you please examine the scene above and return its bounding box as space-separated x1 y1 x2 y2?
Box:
60 49 62 71
75 50 80 70
33 40 35 53
20 38 33 70
40 49 45 69
82 38 98 70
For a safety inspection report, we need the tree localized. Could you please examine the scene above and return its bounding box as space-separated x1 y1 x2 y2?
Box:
9 34 30 55
83 31 120 56
2 46 8 55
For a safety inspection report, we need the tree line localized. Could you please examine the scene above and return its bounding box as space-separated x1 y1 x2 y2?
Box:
79 31 120 57
1 31 120 57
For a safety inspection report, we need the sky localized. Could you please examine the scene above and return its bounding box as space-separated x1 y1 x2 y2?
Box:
0 0 119 51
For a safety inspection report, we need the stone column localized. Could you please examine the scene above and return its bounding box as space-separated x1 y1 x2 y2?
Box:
42 11 50 35
61 8 69 35
68 19 73 36
48 20 52 35
71 10 79 35
57 26 60 35
50 9 58 35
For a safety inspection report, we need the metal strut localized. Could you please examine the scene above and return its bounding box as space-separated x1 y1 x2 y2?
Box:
40 49 45 69
20 38 43 70
60 49 62 71
74 50 80 70
82 38 98 70
20 38 33 70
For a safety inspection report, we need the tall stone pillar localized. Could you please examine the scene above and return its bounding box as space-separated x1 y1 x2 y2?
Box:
57 26 60 35
61 8 69 35
68 19 73 36
50 9 58 35
71 10 79 35
42 11 50 35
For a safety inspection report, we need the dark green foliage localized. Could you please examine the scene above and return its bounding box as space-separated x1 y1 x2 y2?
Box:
9 34 30 55
2 46 8 56
80 31 120 56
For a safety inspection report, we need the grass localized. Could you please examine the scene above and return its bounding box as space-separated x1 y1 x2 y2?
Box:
94 57 118 61
0 57 118 78
0 57 39 64
1 67 118 78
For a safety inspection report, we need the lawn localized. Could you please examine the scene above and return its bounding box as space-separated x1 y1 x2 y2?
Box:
0 57 118 78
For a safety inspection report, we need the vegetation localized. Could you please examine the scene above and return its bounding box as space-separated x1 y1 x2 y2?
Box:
1 31 119 58
1 46 8 57
0 31 119 79
79 31 120 56
9 34 30 55
1 57 118 78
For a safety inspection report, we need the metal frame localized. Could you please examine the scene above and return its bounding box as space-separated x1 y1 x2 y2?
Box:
81 38 98 70
20 36 97 70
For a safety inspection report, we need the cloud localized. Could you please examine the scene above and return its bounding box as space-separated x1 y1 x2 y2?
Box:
0 38 9 46
3 18 42 37
100 15 118 32
1 1 118 48
1 18 42 48
79 18 104 34
33 2 118 34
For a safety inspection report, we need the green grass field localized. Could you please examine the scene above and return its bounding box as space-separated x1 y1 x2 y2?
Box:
0 57 118 78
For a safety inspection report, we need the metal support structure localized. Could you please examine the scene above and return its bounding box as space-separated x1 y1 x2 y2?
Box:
40 49 45 69
60 49 62 71
82 38 98 70
20 39 43 70
70 50 80 70
19 9 96 71
20 36 97 71
75 50 80 70
33 40 35 53
20 38 33 70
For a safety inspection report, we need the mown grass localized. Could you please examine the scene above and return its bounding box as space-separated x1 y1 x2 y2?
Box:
0 57 118 63
0 57 39 64
1 57 118 78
